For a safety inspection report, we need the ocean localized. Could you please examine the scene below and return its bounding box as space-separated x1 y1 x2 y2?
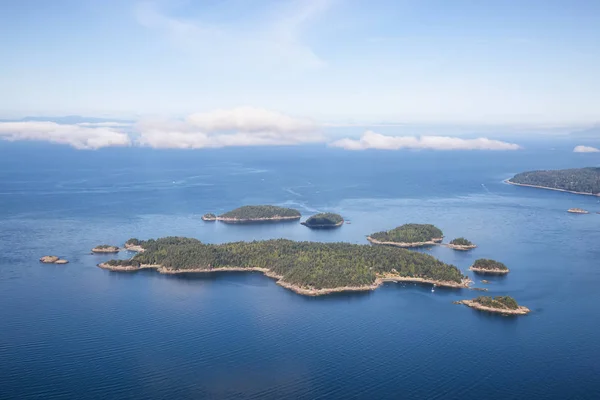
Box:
1 139 600 399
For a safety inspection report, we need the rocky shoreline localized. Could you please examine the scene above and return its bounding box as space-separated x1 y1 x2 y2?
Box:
504 179 599 197
367 236 444 248
446 244 477 251
40 255 69 264
469 266 509 274
456 300 530 315
124 243 145 252
97 262 472 296
567 208 589 214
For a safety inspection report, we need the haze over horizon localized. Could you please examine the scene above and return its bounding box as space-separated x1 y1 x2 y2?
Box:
2 1 600 150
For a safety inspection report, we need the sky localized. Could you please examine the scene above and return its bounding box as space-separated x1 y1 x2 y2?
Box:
1 0 600 150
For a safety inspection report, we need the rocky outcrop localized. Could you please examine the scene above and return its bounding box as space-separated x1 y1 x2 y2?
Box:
40 256 68 264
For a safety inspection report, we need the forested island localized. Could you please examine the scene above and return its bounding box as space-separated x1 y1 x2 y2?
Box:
367 224 444 248
301 213 344 229
124 238 145 252
201 213 217 221
507 167 600 196
91 245 120 253
469 259 509 274
98 236 471 295
456 296 530 315
447 238 476 251
207 205 301 223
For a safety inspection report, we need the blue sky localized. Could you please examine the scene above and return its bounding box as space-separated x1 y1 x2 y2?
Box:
2 0 600 126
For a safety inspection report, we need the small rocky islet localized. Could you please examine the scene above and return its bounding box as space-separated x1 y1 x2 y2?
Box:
202 205 301 223
469 259 510 275
455 296 530 315
40 255 68 264
91 245 120 253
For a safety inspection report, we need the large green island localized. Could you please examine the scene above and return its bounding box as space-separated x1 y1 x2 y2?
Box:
367 224 444 248
301 213 344 229
206 205 301 223
456 296 530 315
98 237 471 296
507 167 600 196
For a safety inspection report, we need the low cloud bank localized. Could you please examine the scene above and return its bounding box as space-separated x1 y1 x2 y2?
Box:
329 130 522 151
136 107 322 149
0 121 131 149
573 145 600 153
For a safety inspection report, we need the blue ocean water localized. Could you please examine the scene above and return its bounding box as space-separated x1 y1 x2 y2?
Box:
1 140 600 399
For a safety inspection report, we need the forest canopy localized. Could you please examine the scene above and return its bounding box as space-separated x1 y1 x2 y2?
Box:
106 237 466 289
473 296 519 310
509 167 600 194
219 205 301 219
369 224 443 243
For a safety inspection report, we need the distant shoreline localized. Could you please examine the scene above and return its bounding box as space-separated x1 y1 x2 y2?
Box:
469 266 509 275
301 220 344 229
504 179 599 197
97 263 472 296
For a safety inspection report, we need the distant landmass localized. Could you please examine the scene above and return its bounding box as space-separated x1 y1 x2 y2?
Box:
507 167 600 196
98 237 470 295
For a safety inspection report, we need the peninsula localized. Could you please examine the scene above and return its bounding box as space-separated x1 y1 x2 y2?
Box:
507 167 600 196
367 224 443 248
469 259 509 274
205 205 301 223
201 213 217 221
40 255 69 264
301 213 344 229
98 236 471 296
91 245 120 253
456 296 530 315
447 237 477 251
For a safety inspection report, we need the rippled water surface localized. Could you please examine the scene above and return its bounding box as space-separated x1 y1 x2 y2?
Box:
1 142 600 399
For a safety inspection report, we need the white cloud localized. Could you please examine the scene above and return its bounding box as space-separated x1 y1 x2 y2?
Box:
329 130 522 151
573 145 600 153
0 121 131 149
136 107 323 149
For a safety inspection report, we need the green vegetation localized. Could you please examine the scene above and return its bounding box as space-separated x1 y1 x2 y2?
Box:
370 224 443 243
509 167 600 194
472 259 508 271
473 296 519 310
125 238 143 246
302 213 344 228
450 238 473 246
202 213 216 219
94 244 116 249
219 205 301 220
106 236 466 289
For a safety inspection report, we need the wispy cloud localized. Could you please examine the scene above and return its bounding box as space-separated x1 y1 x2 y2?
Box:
133 0 331 71
573 145 600 153
136 106 323 148
0 121 131 149
329 130 522 151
